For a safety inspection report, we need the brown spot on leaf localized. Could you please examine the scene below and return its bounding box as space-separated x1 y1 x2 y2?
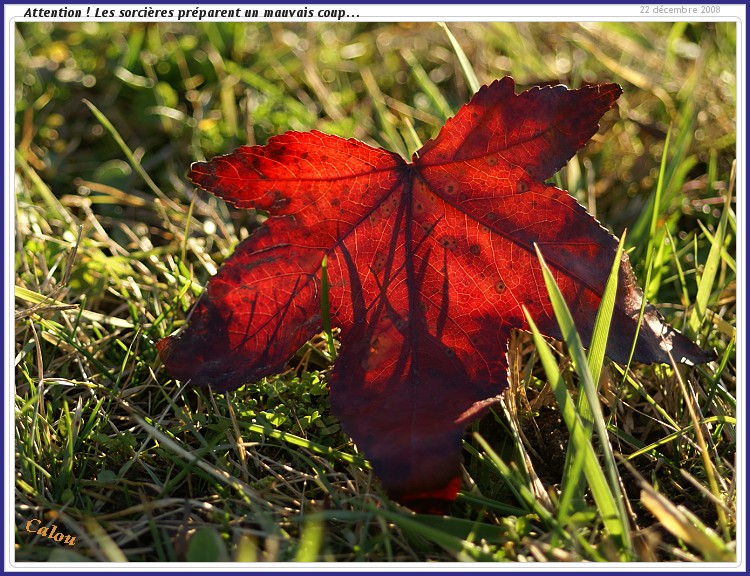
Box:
372 253 387 272
381 194 399 217
270 189 290 209
440 236 457 250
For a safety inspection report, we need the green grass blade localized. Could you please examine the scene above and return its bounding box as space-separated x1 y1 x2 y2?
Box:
360 67 408 158
688 162 735 337
635 464 735 561
438 23 480 94
185 527 230 562
295 519 325 562
454 492 528 517
15 150 75 226
695 219 736 273
702 336 736 414
83 99 175 208
664 226 692 307
374 509 492 560
587 232 626 389
400 116 424 156
320 255 337 360
242 421 370 469
531 246 633 556
628 99 696 257
470 435 556 529
130 412 271 509
524 307 631 557
644 125 670 300
534 246 624 504
624 415 735 461
557 233 625 527
401 48 454 120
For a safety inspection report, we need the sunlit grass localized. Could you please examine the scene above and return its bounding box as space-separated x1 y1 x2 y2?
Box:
15 21 736 562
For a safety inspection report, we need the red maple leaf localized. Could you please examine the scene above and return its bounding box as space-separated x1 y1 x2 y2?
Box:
157 77 712 512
